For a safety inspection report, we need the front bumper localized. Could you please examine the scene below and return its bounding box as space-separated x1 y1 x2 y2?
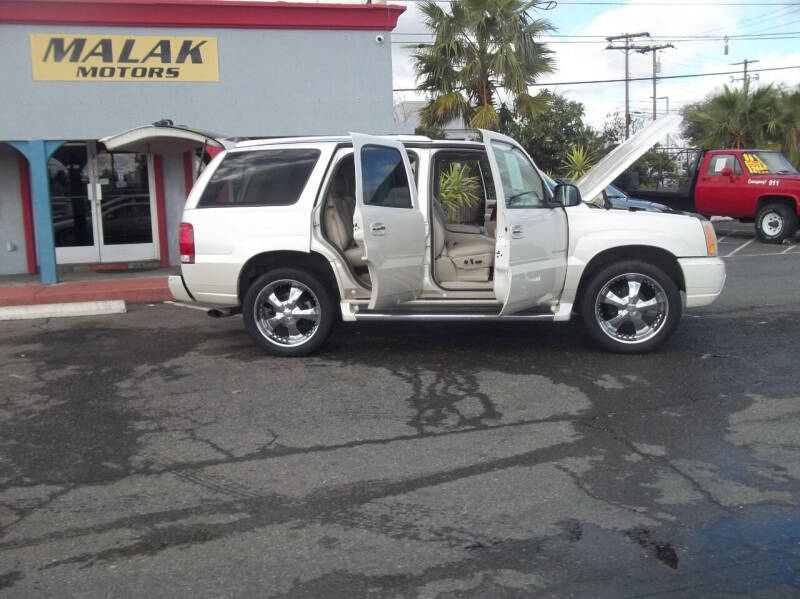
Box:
168 275 194 303
678 257 726 308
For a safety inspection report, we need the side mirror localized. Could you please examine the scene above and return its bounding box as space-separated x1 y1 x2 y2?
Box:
552 183 582 207
721 167 733 177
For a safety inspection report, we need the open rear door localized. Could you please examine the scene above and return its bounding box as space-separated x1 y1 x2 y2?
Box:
351 133 426 310
99 124 230 155
481 129 569 315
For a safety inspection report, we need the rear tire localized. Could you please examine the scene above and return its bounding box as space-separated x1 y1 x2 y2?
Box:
243 268 336 357
579 260 682 354
756 203 798 243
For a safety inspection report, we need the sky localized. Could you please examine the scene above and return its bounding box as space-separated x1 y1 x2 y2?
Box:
389 0 800 132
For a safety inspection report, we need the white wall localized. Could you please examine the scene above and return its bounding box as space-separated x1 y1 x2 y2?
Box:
0 145 27 275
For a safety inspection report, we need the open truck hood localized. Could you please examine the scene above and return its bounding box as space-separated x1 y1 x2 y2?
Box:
575 114 682 203
99 124 233 155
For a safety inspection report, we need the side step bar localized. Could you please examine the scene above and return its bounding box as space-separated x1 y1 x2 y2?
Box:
353 312 554 322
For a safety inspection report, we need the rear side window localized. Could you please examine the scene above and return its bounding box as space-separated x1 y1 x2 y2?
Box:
360 145 413 208
198 149 320 207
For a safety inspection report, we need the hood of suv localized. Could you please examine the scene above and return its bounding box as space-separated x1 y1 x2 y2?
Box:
574 114 682 203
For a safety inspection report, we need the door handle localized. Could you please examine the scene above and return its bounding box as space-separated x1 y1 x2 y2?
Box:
510 224 524 239
370 222 386 236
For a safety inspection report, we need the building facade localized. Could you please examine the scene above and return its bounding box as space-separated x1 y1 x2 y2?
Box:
0 0 405 282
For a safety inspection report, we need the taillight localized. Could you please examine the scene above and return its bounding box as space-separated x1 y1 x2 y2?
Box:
179 222 195 264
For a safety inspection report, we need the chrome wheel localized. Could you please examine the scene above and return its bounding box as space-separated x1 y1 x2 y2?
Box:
254 279 321 347
761 211 784 238
595 273 669 344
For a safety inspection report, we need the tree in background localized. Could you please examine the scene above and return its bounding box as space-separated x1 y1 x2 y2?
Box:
779 88 800 167
682 84 781 150
412 0 554 131
499 91 601 174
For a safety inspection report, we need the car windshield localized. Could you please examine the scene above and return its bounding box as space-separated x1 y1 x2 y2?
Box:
741 151 799 175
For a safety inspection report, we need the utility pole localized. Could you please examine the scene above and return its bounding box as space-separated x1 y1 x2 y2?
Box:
637 44 674 120
606 32 650 139
731 59 759 94
655 95 669 115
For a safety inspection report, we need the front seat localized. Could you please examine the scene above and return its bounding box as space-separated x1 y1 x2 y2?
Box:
431 200 495 283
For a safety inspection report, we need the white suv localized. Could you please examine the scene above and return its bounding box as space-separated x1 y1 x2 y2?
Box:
169 117 725 356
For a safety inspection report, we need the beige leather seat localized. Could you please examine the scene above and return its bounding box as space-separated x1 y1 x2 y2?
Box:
323 172 364 269
431 200 495 284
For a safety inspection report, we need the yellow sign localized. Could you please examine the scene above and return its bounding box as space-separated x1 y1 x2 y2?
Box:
30 34 219 82
742 153 769 174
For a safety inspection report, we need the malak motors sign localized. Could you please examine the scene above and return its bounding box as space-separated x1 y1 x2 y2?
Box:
29 33 219 81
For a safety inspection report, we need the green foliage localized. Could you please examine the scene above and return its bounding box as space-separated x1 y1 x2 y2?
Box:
415 124 446 139
634 145 678 188
412 0 554 132
683 84 800 168
561 145 597 180
439 163 481 219
499 91 602 174
682 84 781 149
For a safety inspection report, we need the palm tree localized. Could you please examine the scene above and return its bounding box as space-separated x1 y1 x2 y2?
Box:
561 145 596 179
779 87 800 167
411 0 554 131
683 84 781 149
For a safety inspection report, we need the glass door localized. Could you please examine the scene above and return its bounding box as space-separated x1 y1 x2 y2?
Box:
48 142 160 264
95 149 159 262
49 142 101 263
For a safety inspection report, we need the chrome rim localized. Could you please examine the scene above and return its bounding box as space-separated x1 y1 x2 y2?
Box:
254 279 321 347
595 273 669 344
761 211 784 237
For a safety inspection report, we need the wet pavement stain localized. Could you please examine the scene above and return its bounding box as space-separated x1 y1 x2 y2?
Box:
626 526 679 569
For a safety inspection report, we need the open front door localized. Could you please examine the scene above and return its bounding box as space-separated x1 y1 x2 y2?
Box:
351 133 426 310
481 130 569 315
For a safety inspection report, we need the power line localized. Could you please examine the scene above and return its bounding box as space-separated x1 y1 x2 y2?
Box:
391 64 800 91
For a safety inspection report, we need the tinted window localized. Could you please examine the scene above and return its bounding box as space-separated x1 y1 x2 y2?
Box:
491 141 548 208
706 154 742 175
360 145 412 208
198 149 319 207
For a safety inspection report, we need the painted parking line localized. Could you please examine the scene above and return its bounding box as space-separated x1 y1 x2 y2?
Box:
723 250 800 259
781 244 797 254
716 234 728 242
724 238 755 257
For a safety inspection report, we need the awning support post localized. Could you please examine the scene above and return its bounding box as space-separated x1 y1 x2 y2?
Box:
8 140 64 285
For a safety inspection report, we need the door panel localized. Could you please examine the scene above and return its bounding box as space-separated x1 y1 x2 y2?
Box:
351 133 426 310
49 142 100 263
695 153 748 217
94 151 158 262
481 130 569 315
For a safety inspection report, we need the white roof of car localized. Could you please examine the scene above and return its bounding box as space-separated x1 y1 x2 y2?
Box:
234 135 482 149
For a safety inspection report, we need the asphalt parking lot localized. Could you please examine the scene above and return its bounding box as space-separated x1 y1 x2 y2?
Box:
1 223 799 598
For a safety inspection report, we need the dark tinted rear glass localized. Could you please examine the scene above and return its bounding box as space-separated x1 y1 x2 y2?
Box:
360 145 412 208
198 149 320 207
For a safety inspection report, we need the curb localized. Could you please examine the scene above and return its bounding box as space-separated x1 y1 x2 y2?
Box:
0 277 172 307
0 300 127 321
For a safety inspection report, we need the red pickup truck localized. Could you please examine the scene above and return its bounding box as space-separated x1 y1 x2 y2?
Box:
627 149 800 243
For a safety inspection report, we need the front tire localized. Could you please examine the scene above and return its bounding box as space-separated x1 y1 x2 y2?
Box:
579 260 682 353
755 203 798 243
243 268 336 357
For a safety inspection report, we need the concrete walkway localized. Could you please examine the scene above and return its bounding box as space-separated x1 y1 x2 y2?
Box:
0 268 176 307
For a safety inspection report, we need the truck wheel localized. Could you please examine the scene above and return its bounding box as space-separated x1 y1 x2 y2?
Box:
756 203 798 243
579 260 682 354
243 268 336 357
